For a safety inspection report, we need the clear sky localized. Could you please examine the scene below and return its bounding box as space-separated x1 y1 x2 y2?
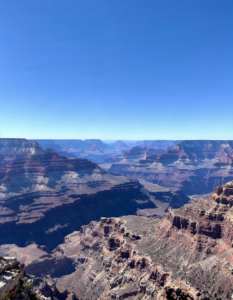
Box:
0 0 232 140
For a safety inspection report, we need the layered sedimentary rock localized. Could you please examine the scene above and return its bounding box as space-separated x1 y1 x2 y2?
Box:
0 149 156 249
29 140 63 152
0 139 44 169
109 140 233 196
18 180 233 300
156 140 233 163
124 147 163 159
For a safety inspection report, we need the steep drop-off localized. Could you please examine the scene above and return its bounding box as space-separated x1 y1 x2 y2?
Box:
0 149 157 249
15 180 233 300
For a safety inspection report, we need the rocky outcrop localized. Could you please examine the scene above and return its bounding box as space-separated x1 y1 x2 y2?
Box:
0 257 24 300
32 275 79 300
18 180 233 300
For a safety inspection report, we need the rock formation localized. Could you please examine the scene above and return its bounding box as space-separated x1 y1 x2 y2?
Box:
86 144 103 153
109 141 129 152
0 149 157 249
0 255 75 300
123 147 162 158
52 139 112 152
14 180 233 299
136 140 181 150
109 140 233 196
0 139 44 169
0 256 24 300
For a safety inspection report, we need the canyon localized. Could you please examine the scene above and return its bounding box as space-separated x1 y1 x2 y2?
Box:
0 140 189 250
2 180 233 299
1 139 233 299
0 148 151 249
106 140 233 197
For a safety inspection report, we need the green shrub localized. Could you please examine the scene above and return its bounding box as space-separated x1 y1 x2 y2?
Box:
11 275 15 279
3 292 9 300
25 282 33 290
23 276 28 281
20 292 26 299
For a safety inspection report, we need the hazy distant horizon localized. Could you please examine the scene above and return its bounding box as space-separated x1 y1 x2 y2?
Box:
1 137 233 143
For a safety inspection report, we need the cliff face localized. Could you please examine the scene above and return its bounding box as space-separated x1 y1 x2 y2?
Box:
0 257 24 300
109 140 233 196
0 139 44 169
0 150 156 249
14 180 233 300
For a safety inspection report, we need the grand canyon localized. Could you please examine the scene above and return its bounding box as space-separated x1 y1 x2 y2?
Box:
1 138 233 300
2 1 231 298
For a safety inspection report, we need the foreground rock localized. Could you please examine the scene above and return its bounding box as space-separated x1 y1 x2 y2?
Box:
0 255 75 300
0 256 24 300
9 180 233 300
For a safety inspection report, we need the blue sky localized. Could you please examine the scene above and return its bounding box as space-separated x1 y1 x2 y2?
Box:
0 0 232 140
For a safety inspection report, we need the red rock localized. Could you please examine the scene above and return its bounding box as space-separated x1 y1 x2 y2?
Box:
19 180 233 300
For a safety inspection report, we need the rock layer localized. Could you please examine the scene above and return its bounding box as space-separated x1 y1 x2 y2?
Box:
0 150 155 249
0 138 44 169
20 180 233 300
109 140 233 196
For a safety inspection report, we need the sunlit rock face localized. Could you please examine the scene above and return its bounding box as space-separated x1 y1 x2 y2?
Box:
16 180 233 300
109 140 233 196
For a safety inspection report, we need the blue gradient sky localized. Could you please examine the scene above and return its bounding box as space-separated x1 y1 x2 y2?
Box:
0 0 232 140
